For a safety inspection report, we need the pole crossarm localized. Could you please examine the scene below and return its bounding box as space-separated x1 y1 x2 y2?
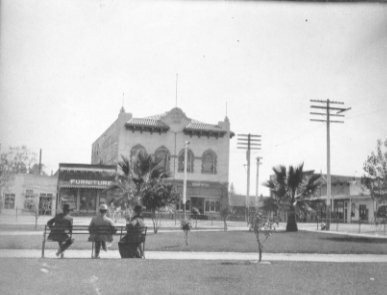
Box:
238 141 261 144
237 134 261 137
310 99 344 105
310 119 344 123
237 139 261 143
310 105 349 112
237 143 261 147
310 112 344 117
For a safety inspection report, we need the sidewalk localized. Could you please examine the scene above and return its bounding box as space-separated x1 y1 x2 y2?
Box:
2 249 387 263
1 213 386 238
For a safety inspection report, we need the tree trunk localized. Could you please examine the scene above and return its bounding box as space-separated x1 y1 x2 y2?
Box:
152 210 158 234
254 230 263 262
223 217 228 231
184 230 189 246
286 205 298 232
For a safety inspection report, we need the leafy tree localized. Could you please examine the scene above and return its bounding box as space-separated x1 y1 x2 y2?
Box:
0 145 37 176
142 180 178 233
264 163 321 232
362 139 387 213
29 163 48 176
251 209 272 262
219 187 232 231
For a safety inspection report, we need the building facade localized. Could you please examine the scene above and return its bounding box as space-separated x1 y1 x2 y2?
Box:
311 175 375 223
91 107 233 216
56 163 116 215
0 174 57 216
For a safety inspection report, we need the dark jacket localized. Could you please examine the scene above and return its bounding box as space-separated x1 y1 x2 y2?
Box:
123 215 146 244
47 213 73 242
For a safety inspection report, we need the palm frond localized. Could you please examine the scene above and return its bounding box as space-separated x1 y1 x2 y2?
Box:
118 156 131 177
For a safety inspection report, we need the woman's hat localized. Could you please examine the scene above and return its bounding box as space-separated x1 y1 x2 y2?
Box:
99 204 108 211
134 205 143 214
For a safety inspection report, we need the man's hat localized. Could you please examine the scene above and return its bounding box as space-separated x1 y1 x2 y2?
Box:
99 204 108 211
62 204 70 212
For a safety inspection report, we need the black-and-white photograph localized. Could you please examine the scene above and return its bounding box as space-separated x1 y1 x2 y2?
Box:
1 0 387 294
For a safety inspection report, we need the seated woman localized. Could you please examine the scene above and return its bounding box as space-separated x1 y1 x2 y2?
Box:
119 205 146 258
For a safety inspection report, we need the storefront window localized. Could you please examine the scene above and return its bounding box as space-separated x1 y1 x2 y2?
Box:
24 189 34 209
4 194 15 209
359 204 368 221
205 200 219 212
60 188 77 210
39 193 52 215
79 189 97 212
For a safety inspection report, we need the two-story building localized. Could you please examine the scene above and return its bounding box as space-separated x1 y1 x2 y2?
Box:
91 107 233 216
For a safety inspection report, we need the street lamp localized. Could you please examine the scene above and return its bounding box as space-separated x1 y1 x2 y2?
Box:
183 141 190 218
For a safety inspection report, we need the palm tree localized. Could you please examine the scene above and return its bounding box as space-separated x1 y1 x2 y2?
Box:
264 163 321 232
132 150 175 233
132 150 166 194
106 156 137 214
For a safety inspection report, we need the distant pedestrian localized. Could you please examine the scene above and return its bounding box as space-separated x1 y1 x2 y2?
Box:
47 204 74 258
88 204 117 259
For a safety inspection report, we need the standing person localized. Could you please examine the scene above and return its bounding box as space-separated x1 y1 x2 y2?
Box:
47 204 74 258
119 204 146 258
88 204 117 259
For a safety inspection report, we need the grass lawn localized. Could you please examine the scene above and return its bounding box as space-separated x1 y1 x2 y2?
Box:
1 230 387 254
1 258 386 295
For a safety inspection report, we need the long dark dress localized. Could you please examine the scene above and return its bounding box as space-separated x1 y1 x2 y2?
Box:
119 215 146 258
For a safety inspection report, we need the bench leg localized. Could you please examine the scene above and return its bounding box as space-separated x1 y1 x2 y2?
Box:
41 226 47 258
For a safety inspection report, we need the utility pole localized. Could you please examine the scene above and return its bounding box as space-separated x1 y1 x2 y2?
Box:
255 157 262 208
310 99 351 230
183 141 190 219
237 133 261 222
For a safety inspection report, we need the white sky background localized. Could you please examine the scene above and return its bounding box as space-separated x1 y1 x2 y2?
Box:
1 0 386 195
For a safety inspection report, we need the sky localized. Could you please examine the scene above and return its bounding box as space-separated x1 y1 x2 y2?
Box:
1 0 387 195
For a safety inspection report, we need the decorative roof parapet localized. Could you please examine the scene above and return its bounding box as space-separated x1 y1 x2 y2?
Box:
125 117 170 133
124 107 234 137
183 120 227 138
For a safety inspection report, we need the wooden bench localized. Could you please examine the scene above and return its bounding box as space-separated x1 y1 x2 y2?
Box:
41 225 147 258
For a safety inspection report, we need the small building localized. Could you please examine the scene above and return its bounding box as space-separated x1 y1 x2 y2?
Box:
311 175 375 223
56 163 116 215
0 174 57 216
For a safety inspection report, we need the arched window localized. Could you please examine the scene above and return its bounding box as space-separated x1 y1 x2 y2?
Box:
154 146 171 174
201 149 217 174
130 144 146 165
178 149 194 173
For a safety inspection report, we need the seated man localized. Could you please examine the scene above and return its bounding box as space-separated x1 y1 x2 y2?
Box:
88 204 117 259
47 204 74 258
119 205 146 258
